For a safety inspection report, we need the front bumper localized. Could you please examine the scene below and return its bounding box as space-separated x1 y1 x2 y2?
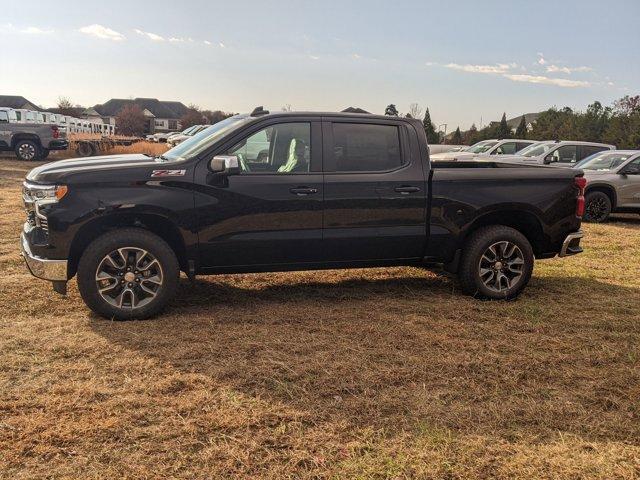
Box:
20 232 68 281
558 230 584 257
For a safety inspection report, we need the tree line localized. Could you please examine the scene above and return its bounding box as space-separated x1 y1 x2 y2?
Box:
384 96 640 149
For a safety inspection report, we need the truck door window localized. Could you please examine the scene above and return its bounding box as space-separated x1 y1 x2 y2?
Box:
332 123 403 172
549 145 577 163
0 111 8 123
225 122 311 174
493 142 516 155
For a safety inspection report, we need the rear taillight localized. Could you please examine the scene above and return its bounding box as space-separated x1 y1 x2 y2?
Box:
51 125 59 138
575 176 587 217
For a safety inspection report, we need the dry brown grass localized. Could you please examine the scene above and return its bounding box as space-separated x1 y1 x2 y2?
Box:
45 138 170 160
1 158 639 479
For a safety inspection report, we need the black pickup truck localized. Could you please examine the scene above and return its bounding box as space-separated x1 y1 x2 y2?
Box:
21 109 585 320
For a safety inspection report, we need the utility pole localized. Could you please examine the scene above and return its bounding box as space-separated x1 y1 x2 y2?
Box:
437 123 447 144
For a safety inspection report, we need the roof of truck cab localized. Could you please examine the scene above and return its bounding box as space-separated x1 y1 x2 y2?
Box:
243 111 415 122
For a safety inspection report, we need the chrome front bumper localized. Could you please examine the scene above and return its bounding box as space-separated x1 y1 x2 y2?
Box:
20 233 68 281
559 230 584 257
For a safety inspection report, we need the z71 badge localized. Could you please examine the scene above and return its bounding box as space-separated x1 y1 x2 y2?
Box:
151 169 186 177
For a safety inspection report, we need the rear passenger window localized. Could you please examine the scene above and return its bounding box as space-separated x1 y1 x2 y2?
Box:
332 123 403 172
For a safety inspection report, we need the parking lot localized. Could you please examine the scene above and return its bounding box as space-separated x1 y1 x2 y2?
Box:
1 158 639 478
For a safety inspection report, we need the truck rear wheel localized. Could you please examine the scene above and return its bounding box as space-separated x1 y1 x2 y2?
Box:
458 225 534 300
77 228 179 320
15 140 41 161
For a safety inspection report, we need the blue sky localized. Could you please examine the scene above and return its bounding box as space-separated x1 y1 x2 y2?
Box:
2 0 639 129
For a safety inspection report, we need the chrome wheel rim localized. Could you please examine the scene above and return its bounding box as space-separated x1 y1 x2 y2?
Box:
586 197 607 221
18 143 36 160
478 241 524 293
95 247 163 309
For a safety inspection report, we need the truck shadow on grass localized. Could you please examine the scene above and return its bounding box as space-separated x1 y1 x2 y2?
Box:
90 271 640 445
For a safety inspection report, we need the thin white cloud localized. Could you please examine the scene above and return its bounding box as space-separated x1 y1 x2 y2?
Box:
503 74 590 88
444 62 517 74
169 37 185 43
21 26 54 34
546 64 592 74
79 24 125 41
308 55 320 60
203 40 212 45
431 60 590 88
134 28 164 41
352 53 362 59
537 53 546 65
218 42 225 48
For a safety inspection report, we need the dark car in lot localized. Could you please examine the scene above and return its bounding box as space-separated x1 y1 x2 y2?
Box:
21 109 586 319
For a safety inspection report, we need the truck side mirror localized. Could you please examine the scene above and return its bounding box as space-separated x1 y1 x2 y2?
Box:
209 155 240 175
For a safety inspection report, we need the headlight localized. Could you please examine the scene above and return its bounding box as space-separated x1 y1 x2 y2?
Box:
23 182 68 205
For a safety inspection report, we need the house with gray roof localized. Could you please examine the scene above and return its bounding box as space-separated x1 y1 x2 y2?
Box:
0 95 40 110
92 98 190 134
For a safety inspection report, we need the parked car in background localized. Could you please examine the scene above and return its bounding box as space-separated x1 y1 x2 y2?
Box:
21 109 585 319
14 109 39 124
0 107 19 123
0 114 68 160
499 140 615 167
430 138 536 161
573 150 640 222
166 124 208 147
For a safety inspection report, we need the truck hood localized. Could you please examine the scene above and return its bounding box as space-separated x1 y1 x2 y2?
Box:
26 154 163 184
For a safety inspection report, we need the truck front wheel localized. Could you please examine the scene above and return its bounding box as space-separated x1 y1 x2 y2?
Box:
15 140 41 161
458 226 534 300
77 228 180 320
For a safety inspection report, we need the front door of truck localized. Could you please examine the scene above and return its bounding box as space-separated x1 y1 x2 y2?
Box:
194 119 324 269
617 157 640 208
321 119 427 261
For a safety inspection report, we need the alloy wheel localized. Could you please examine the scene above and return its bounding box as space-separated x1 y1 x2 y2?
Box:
18 143 36 160
95 247 163 309
585 197 608 221
478 241 525 293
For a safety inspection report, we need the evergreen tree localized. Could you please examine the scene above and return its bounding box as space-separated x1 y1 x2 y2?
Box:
497 112 511 138
385 104 399 116
452 127 462 145
422 108 440 144
464 123 479 145
515 115 527 138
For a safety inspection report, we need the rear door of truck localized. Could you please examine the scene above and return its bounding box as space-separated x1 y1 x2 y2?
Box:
321 117 427 261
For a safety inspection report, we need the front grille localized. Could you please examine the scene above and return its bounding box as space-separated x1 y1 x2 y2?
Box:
39 216 49 233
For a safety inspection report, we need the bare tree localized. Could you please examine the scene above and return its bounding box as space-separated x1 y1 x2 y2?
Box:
282 104 292 112
57 96 76 116
408 103 423 120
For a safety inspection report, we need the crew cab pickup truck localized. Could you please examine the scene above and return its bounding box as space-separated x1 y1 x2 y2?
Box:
21 109 586 320
1 107 68 160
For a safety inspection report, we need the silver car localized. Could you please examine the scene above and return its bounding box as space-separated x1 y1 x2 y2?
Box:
430 138 536 161
499 140 615 167
576 150 640 222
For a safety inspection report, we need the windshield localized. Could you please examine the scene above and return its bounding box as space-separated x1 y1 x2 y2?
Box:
577 152 634 171
466 140 498 154
518 142 555 157
162 116 252 161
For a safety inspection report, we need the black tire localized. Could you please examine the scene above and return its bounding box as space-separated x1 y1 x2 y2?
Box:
584 191 611 223
458 225 534 300
40 148 50 160
14 139 41 161
77 228 179 320
76 141 96 157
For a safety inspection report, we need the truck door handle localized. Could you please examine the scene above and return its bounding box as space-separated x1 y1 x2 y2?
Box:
290 187 318 196
394 186 420 194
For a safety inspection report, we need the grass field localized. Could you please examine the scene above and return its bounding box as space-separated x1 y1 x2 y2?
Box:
1 158 639 479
